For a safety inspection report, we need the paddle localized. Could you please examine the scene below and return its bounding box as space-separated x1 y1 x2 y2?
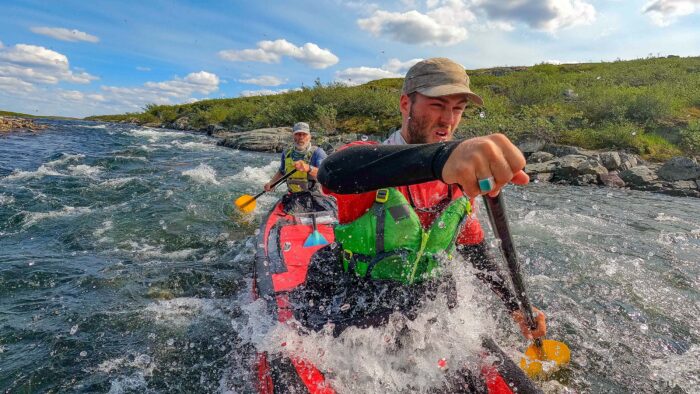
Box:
482 192 571 379
303 213 329 247
234 169 297 213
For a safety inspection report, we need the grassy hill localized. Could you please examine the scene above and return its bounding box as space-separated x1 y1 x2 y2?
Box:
0 110 76 120
87 55 700 160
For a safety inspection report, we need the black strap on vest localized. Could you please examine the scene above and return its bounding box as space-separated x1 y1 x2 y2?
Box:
405 184 454 213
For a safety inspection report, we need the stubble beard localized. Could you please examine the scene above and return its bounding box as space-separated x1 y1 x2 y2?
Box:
406 107 431 144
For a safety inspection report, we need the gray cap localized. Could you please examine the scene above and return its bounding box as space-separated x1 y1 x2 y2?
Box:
402 58 483 106
292 122 310 134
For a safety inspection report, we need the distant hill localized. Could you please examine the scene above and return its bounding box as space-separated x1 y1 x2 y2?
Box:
0 110 76 120
86 55 700 160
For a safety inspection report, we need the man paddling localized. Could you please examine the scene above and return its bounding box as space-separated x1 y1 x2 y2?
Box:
293 58 547 342
264 121 331 213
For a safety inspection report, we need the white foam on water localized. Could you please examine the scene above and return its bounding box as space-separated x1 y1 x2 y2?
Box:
97 353 153 374
80 124 107 129
145 297 222 327
68 164 102 177
107 372 148 394
0 194 15 205
229 161 279 186
22 206 93 228
114 155 148 162
182 163 220 185
128 127 186 140
5 164 64 180
45 153 85 167
98 177 137 188
94 220 113 237
236 262 497 393
118 240 198 260
649 345 700 393
171 140 217 151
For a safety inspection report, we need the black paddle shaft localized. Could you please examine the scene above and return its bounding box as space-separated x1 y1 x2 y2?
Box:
240 169 297 208
483 193 543 348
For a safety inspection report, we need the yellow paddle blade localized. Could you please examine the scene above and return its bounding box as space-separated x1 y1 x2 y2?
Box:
519 339 571 379
234 194 256 213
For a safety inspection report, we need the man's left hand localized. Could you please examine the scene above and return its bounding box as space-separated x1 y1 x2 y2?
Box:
294 160 311 173
511 307 547 340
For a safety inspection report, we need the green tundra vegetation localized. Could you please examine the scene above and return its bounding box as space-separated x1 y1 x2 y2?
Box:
87 55 700 160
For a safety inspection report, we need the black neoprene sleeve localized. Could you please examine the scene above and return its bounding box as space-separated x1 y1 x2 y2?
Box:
318 141 462 193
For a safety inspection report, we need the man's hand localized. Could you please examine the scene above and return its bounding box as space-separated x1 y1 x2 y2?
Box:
441 134 529 198
294 160 311 173
263 182 273 192
511 307 547 340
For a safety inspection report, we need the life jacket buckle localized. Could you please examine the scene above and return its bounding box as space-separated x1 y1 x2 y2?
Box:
375 188 389 203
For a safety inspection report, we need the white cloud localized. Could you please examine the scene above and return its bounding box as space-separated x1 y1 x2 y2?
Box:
218 39 339 69
357 9 469 46
0 43 98 86
143 71 219 97
136 66 151 72
382 57 423 73
335 58 422 85
0 76 35 93
239 75 286 86
475 0 596 32
30 27 99 43
642 0 700 26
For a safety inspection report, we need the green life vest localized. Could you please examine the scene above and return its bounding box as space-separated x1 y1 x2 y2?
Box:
284 146 317 193
333 187 472 284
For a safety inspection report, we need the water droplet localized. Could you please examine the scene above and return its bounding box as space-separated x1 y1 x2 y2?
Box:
283 242 292 252
254 229 260 235
70 325 78 335
479 111 485 118
438 221 446 229
167 338 175 346
79 351 87 357
361 135 368 141
640 324 648 332
648 251 654 257
340 303 351 311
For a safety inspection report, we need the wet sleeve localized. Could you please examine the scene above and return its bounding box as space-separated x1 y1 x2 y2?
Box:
457 242 520 313
318 141 462 193
312 148 328 168
279 151 286 174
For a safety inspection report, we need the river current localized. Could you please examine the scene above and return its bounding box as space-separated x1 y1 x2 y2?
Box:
0 120 698 393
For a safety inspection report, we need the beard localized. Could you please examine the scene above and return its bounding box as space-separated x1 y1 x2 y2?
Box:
406 107 453 144
294 140 310 151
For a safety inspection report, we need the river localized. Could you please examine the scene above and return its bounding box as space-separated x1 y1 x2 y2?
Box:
0 120 698 393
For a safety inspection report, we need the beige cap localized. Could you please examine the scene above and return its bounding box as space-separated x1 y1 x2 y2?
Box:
402 58 483 106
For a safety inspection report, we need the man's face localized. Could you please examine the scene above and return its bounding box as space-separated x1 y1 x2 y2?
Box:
404 93 468 144
293 132 311 148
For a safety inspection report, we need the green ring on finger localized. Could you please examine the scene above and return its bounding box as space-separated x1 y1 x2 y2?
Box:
478 177 495 193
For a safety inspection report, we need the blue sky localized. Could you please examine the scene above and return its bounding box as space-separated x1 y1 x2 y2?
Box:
1 0 699 117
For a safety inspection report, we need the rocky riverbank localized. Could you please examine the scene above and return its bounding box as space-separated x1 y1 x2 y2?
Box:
109 117 700 198
0 116 47 132
521 143 700 198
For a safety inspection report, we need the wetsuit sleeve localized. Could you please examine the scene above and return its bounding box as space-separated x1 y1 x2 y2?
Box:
279 151 286 174
319 141 462 193
311 148 328 168
458 242 520 313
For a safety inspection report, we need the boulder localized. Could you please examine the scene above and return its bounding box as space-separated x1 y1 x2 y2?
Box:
517 138 546 155
217 127 293 152
0 116 47 132
618 152 639 171
204 124 226 136
532 172 554 182
671 180 698 190
574 174 599 185
542 144 581 157
656 157 700 181
554 155 608 181
172 116 190 130
599 152 622 171
525 161 557 175
619 166 658 186
527 151 554 163
599 172 626 188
